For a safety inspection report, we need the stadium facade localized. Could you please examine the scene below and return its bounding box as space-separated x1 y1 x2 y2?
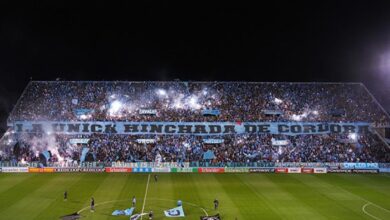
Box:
0 81 389 172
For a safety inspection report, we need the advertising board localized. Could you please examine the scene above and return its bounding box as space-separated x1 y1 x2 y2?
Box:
170 168 195 173
29 168 54 173
198 168 225 173
275 168 288 173
225 168 250 173
328 169 352 173
2 167 29 173
54 168 80 172
313 168 327 173
287 168 302 173
248 168 274 173
301 168 314 173
105 167 132 173
79 168 105 172
153 167 171 173
351 169 379 173
132 168 152 173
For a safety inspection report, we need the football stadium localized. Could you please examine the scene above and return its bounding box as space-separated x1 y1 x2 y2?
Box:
0 81 389 220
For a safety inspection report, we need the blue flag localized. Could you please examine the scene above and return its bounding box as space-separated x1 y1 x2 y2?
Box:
164 206 185 217
42 150 51 161
80 147 89 162
203 150 215 160
111 207 134 216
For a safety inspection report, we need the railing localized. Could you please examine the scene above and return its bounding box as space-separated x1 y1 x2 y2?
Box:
1 161 389 168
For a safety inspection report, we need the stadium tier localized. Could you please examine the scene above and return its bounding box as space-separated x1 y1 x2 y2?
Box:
0 81 389 167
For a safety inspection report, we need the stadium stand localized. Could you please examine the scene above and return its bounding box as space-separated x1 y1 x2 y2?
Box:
0 81 389 167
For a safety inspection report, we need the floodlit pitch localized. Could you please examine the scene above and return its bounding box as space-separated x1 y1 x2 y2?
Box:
0 173 389 220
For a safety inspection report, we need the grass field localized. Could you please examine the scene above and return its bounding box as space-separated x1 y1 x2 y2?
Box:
0 173 390 220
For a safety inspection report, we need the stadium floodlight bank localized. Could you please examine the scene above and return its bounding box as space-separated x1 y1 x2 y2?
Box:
0 81 389 172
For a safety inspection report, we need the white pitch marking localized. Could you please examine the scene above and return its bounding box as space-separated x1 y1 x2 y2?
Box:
311 175 390 218
141 174 151 220
362 203 382 220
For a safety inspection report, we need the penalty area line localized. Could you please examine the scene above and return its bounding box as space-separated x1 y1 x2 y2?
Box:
141 174 151 220
362 203 382 220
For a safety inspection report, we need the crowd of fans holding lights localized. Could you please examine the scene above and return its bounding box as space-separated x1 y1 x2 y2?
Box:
0 81 389 167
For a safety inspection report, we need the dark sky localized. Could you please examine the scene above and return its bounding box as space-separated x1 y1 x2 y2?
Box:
0 1 390 131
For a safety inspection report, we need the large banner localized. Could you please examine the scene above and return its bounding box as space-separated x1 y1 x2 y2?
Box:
164 206 185 217
112 207 134 216
342 163 378 169
13 121 370 136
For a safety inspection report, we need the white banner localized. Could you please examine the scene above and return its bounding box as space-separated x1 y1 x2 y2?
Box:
13 121 370 136
2 167 29 173
313 168 327 173
287 168 302 173
136 139 156 144
153 167 171 173
69 138 90 144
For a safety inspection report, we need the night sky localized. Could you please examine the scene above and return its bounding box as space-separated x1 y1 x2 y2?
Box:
0 1 390 132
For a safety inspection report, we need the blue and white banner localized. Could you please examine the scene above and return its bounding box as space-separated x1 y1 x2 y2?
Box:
139 109 157 115
244 152 259 159
271 138 289 146
73 109 93 116
132 168 152 173
13 121 371 136
343 163 379 169
203 139 224 144
69 138 90 144
136 139 156 144
202 109 221 116
112 207 134 216
164 206 185 217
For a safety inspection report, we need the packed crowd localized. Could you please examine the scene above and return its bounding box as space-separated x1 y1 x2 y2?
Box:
1 81 389 166
8 81 390 124
1 131 389 166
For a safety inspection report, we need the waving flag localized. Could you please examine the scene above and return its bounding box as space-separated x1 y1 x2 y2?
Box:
164 206 185 217
80 147 89 162
203 150 215 160
111 207 134 216
42 150 51 161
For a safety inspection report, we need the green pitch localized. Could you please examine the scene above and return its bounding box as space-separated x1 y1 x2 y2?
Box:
0 173 390 220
